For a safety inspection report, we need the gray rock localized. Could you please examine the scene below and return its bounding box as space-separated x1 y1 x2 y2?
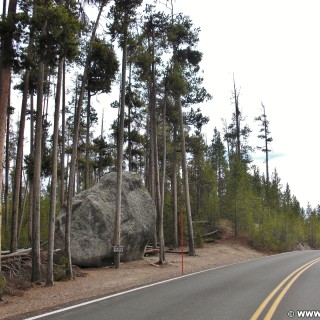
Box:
55 172 156 267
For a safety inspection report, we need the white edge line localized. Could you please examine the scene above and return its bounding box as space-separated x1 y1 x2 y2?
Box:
24 250 316 319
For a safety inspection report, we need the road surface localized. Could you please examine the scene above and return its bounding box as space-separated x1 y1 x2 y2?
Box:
26 250 320 320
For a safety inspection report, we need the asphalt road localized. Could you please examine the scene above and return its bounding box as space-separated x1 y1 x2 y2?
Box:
26 250 320 320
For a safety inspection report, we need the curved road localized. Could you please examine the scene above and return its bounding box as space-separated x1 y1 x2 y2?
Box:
26 250 320 320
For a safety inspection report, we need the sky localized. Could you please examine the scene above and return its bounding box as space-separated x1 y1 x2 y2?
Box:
4 0 319 209
167 0 320 209
49 0 320 209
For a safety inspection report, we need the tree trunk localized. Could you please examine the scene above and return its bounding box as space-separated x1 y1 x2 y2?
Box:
0 0 18 269
31 57 45 283
148 96 155 200
148 110 157 249
4 85 10 240
28 91 34 241
145 114 157 249
60 60 66 207
233 77 241 158
261 103 270 206
85 91 91 189
128 63 133 171
159 97 167 263
149 31 164 262
2 0 7 16
172 127 178 248
152 86 162 263
147 36 156 249
18 173 28 242
0 67 11 270
46 58 63 287
177 97 195 256
114 30 128 270
76 149 80 192
11 69 30 252
232 77 240 238
0 207 2 269
66 3 105 279
97 109 104 181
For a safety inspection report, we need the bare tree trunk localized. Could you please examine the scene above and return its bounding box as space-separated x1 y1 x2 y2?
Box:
76 149 80 192
232 76 240 237
128 63 133 172
31 57 45 283
66 3 105 279
4 85 10 240
0 0 18 270
18 173 28 242
159 97 167 263
153 103 162 261
0 201 2 270
233 76 241 158
149 33 164 262
97 109 104 181
114 31 127 270
144 115 158 248
46 58 63 287
172 127 178 248
11 69 30 252
146 36 157 249
0 73 11 273
148 95 155 199
144 124 149 188
60 60 66 207
261 102 271 205
2 0 7 16
177 97 195 256
85 91 91 189
28 92 34 241
147 105 157 249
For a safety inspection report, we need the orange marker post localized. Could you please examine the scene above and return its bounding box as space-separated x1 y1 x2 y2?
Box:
180 210 184 275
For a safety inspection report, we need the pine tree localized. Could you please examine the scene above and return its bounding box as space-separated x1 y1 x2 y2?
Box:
109 0 143 269
0 0 18 270
255 102 273 206
85 37 119 188
224 79 252 237
31 11 47 282
208 128 228 221
46 57 64 287
167 13 211 255
66 0 107 279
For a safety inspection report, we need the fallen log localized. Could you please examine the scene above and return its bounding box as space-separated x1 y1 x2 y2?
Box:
165 248 189 254
203 238 216 243
145 247 190 255
202 230 218 237
1 248 32 259
144 248 159 255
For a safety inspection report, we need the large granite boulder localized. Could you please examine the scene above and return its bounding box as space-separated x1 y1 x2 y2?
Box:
55 172 156 267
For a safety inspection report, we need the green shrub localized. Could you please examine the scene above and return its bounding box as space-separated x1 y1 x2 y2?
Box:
0 273 6 298
54 256 69 282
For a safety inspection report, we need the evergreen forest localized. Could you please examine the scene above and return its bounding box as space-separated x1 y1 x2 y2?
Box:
1 0 320 287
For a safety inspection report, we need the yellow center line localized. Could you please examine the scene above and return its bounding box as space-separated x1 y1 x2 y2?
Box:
264 258 320 319
250 257 320 320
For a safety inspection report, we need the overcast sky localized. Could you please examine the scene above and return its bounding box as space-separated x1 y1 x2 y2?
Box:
169 0 320 209
6 0 319 209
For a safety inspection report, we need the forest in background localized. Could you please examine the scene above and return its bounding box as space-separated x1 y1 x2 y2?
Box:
1 0 320 289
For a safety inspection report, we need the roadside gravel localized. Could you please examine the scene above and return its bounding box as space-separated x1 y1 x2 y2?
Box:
0 240 269 320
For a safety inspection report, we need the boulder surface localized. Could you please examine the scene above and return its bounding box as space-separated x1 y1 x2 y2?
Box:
55 172 156 267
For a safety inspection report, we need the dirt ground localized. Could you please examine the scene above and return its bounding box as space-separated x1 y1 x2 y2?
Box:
0 237 270 320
